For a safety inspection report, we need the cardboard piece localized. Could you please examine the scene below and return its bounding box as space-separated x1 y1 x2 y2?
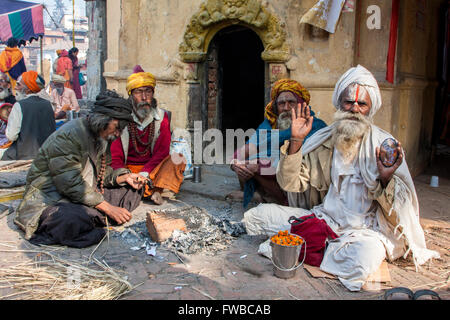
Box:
304 260 391 283
366 261 391 283
304 264 336 279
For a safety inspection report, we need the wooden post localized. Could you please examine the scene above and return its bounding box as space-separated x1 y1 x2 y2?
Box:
72 0 75 48
40 37 43 76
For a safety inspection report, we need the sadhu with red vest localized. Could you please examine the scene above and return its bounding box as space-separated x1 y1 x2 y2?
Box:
110 65 185 205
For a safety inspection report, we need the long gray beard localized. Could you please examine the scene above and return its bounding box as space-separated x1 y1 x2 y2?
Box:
133 101 152 121
276 111 292 130
332 110 371 163
0 88 11 100
96 137 110 156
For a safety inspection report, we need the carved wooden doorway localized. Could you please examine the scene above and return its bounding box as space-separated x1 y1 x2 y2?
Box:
205 25 265 134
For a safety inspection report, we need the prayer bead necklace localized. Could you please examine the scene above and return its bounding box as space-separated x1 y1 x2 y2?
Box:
96 154 106 194
129 121 155 157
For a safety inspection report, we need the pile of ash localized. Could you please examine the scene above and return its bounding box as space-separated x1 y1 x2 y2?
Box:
114 205 246 256
161 205 246 255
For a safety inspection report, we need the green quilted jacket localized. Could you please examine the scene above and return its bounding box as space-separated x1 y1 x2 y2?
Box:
14 117 129 239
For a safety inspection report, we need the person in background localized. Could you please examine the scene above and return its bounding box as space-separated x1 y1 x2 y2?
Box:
0 37 27 92
50 74 79 120
0 103 13 149
55 49 72 89
69 47 82 99
53 49 62 74
0 71 55 160
0 71 16 105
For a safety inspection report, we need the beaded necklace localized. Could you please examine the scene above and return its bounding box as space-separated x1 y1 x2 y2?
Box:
128 121 155 158
96 154 106 194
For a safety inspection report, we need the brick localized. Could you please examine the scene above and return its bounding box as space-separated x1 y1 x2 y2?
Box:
146 211 187 242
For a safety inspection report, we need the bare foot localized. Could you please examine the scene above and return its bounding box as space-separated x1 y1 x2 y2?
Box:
161 189 176 199
225 190 244 201
252 190 263 203
151 191 164 205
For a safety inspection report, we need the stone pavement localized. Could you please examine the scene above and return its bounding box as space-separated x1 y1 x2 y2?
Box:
0 163 449 300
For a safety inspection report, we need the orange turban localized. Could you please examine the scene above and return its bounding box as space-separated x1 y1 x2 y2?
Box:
126 67 156 96
21 71 44 93
264 79 311 129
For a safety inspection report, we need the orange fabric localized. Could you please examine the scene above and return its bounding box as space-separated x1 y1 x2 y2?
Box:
264 79 311 129
0 47 23 73
56 56 72 80
64 81 72 89
56 56 73 89
126 155 185 198
21 71 40 93
126 72 156 95
0 141 12 149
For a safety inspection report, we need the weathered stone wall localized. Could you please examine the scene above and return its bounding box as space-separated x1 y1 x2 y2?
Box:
104 0 444 175
86 0 107 101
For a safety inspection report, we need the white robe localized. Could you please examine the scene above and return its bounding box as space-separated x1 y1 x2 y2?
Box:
243 148 397 291
313 148 401 291
243 123 440 291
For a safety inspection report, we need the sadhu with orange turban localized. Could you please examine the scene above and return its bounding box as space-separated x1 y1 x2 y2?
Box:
230 78 327 208
264 79 311 129
19 71 45 93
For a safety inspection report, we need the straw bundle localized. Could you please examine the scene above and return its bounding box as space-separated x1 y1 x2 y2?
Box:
0 250 133 300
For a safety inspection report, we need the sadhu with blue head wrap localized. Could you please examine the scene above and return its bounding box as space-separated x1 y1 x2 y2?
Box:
229 79 327 208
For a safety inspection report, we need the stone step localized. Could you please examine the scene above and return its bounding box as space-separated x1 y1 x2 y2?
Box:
180 166 239 201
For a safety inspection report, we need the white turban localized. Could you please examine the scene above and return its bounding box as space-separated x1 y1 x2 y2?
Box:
332 65 382 118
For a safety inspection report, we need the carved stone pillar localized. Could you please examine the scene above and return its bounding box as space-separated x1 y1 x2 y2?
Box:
268 63 289 83
185 62 206 134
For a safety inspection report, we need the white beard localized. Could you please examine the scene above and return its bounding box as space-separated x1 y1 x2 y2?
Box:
0 88 10 100
15 90 28 101
332 110 371 164
133 101 152 122
276 111 292 130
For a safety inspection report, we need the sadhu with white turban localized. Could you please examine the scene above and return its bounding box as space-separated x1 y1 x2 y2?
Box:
243 65 440 291
111 65 185 205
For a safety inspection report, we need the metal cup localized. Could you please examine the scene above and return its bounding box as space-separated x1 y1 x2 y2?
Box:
193 166 201 183
430 176 439 188
67 110 74 121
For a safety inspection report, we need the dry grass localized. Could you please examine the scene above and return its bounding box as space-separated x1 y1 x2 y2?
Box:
0 248 133 300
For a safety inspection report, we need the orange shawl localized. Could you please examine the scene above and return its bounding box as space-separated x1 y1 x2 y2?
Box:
0 47 24 73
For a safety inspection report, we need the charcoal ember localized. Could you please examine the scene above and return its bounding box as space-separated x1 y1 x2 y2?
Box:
212 217 246 237
379 138 399 167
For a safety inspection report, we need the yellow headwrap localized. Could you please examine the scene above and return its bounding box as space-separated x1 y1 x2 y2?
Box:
264 79 311 129
126 72 156 95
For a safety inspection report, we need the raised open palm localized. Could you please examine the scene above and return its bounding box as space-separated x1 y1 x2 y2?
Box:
291 102 314 140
